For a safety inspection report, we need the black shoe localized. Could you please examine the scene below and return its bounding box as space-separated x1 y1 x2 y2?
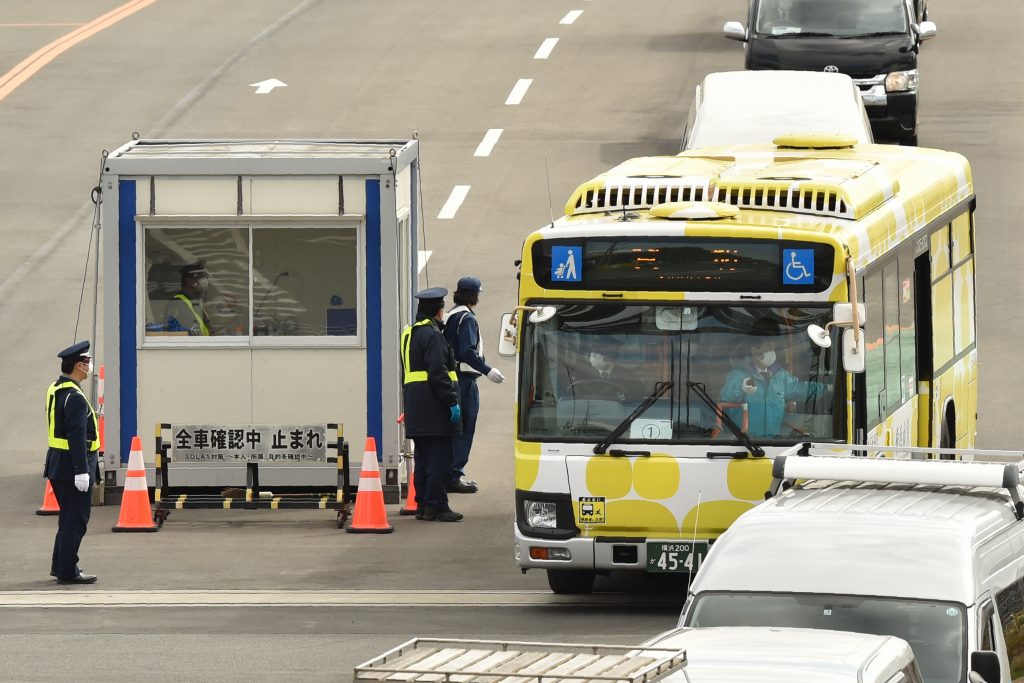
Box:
51 566 82 578
414 509 425 520
56 573 97 585
448 479 478 494
431 510 464 522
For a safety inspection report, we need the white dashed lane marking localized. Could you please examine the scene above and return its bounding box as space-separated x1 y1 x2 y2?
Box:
560 10 583 24
505 78 533 105
474 129 504 157
437 185 471 219
534 38 559 59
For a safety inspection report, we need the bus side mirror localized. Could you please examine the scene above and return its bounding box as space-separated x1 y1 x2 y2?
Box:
970 651 1001 683
498 313 517 357
842 328 865 373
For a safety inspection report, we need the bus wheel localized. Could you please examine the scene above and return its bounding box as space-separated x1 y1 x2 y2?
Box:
547 569 596 594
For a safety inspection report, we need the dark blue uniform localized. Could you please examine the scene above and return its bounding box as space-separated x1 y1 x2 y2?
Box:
443 305 493 485
45 375 99 581
401 303 462 517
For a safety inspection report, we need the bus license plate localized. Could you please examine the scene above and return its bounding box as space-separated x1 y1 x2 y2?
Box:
646 542 708 573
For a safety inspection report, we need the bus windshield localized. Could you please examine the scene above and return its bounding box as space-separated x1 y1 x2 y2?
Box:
518 303 841 444
688 592 965 683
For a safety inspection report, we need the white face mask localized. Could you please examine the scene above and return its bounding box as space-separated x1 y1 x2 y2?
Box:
590 353 613 373
759 351 776 368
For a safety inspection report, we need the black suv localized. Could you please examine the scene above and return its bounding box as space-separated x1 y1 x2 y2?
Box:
724 0 936 145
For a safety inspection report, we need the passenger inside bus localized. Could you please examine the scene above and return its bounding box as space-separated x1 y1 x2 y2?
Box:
720 335 830 438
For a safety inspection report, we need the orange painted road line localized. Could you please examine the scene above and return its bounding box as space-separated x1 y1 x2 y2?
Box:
0 0 158 103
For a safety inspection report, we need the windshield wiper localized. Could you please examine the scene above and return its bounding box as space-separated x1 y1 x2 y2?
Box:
766 31 838 38
593 381 673 455
842 31 905 38
686 381 765 458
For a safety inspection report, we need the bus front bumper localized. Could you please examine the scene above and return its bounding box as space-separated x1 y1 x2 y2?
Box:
514 525 648 571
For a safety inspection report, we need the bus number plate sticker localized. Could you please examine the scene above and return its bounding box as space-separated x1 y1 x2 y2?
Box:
577 497 605 524
646 541 708 573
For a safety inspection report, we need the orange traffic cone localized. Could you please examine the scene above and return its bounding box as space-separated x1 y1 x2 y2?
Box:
36 480 60 516
346 436 394 534
112 436 158 532
397 413 417 515
399 462 418 516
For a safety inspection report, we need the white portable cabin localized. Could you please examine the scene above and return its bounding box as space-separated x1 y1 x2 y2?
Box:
100 139 421 499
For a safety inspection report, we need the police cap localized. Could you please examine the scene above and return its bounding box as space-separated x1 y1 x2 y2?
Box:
414 286 447 310
179 262 208 278
456 276 483 294
57 340 91 362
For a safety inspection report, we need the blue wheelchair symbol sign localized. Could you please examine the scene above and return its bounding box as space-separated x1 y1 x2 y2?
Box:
782 249 815 285
552 246 582 282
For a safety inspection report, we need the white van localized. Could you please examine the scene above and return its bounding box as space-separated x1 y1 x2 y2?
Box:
355 629 923 682
641 626 924 682
678 446 1023 683
681 70 874 150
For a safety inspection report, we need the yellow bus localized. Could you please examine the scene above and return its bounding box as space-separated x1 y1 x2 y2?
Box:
499 134 977 593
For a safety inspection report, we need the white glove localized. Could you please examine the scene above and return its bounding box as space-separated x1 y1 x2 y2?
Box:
74 473 90 492
741 377 757 396
487 367 506 384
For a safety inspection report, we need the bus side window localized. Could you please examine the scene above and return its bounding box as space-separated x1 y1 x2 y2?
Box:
897 249 917 405
930 225 955 369
882 265 902 415
864 270 884 425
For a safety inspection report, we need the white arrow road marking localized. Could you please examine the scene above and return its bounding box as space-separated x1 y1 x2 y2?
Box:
0 589 669 608
474 129 504 157
534 38 559 59
250 78 287 94
560 10 583 24
417 250 431 274
438 185 470 219
505 79 533 105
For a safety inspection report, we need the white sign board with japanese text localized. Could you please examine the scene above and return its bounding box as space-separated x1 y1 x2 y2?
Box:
169 424 329 463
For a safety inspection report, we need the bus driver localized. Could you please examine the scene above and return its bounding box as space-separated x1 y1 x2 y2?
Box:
720 336 829 438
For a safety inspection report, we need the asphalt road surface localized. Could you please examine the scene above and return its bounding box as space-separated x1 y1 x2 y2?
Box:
0 0 1019 679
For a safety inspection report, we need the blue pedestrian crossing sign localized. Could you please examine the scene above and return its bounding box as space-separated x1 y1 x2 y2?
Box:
552 246 582 282
782 248 815 285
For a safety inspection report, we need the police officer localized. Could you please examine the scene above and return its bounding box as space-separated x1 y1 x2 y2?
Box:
401 288 464 522
45 341 100 584
443 276 504 493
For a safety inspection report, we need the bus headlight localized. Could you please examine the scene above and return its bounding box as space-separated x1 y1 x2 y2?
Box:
885 70 918 93
524 500 557 528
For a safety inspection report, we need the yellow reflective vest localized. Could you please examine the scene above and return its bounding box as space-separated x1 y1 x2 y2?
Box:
174 293 211 336
401 318 457 384
46 380 100 452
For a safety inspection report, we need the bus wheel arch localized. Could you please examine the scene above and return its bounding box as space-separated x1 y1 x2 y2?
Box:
939 399 956 454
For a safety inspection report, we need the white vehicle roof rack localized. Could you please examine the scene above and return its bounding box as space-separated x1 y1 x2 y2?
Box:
768 442 1024 520
353 637 688 682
